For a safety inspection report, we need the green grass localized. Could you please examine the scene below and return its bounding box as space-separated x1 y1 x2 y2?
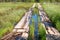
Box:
0 9 26 38
0 2 33 38
28 22 34 40
0 2 33 12
38 23 46 40
42 3 60 32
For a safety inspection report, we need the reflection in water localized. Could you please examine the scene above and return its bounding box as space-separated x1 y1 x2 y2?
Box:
30 14 38 40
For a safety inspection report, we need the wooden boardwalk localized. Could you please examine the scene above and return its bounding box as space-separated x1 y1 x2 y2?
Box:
37 3 60 40
1 3 60 40
1 3 36 40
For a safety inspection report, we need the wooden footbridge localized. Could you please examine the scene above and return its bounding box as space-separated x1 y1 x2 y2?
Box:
1 3 36 40
1 3 60 40
37 3 60 40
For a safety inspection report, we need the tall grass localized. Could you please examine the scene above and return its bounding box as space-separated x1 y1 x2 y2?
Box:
28 22 34 40
0 9 26 38
42 3 60 32
38 23 46 40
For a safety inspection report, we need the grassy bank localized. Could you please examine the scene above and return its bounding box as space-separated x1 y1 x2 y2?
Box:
42 3 60 32
0 2 33 38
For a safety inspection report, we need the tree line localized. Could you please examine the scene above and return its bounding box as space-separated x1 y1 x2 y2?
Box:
0 0 60 2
